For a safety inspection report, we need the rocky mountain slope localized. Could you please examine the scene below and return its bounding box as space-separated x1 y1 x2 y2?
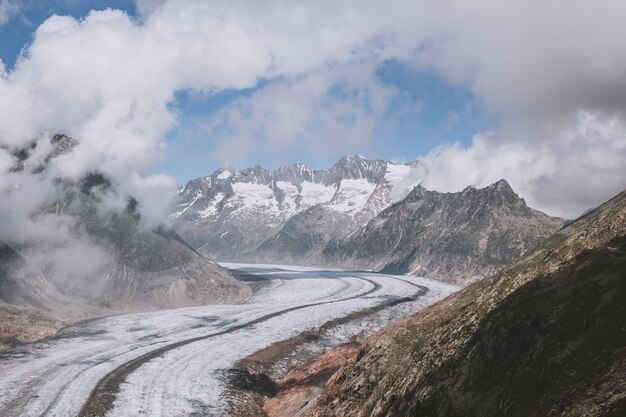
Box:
0 239 95 349
47 135 250 311
173 157 563 283
323 180 564 284
72 197 251 311
0 207 251 349
0 242 64 349
298 189 625 417
0 135 251 349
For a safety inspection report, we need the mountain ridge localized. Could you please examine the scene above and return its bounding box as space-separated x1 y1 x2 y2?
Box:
320 177 564 283
172 155 424 260
172 157 564 283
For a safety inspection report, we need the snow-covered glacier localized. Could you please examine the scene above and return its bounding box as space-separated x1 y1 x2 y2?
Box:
0 264 458 417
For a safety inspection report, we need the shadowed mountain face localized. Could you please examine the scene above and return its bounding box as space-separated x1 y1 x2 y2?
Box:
0 243 22 301
323 180 565 284
173 156 563 283
72 199 251 310
307 190 626 417
0 242 69 309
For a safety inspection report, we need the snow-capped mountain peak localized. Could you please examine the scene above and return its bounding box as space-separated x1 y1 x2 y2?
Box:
171 155 426 258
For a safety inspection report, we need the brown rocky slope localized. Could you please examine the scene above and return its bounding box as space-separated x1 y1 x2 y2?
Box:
298 190 625 417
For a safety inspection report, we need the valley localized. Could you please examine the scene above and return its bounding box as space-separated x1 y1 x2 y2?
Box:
0 264 458 417
1 2 624 414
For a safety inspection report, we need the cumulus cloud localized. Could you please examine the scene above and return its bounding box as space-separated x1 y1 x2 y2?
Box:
421 110 626 218
415 1 626 121
129 172 178 224
134 0 166 18
1 1 401 178
0 0 624 279
208 63 397 165
406 1 626 217
175 0 625 217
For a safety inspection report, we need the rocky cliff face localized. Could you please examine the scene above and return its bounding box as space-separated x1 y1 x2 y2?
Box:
323 180 564 284
173 158 563 283
305 190 626 417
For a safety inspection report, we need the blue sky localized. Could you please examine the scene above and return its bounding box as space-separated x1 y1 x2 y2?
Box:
0 1 493 183
154 61 494 182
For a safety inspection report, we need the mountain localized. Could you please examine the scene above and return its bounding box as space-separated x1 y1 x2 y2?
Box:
68 196 251 311
322 180 564 284
173 155 424 260
0 241 71 349
0 203 251 349
172 157 563 283
39 135 251 311
300 190 626 417
0 241 76 311
0 135 251 349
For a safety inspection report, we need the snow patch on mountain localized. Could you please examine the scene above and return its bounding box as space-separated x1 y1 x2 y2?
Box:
216 170 232 180
198 192 225 219
300 181 337 206
171 191 204 219
385 162 428 202
231 182 278 213
327 179 376 214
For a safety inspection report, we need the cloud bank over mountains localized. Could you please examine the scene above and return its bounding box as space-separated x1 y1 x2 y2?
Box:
0 0 624 249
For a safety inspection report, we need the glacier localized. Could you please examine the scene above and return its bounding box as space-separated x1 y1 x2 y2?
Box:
0 264 458 417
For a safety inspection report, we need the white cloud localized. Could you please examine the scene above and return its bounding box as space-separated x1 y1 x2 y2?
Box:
420 110 626 218
207 63 397 165
129 172 178 225
0 0 19 26
0 0 624 265
134 0 167 18
0 1 404 177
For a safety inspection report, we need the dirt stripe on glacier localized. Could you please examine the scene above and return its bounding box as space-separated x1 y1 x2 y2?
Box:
78 276 382 417
224 277 428 417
